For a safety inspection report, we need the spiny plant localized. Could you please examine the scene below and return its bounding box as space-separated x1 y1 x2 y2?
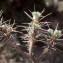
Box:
21 5 51 56
0 5 63 63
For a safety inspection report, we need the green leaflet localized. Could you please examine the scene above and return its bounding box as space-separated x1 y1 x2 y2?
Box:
54 30 61 37
30 22 40 28
32 11 41 19
48 29 61 37
48 29 53 35
9 27 12 29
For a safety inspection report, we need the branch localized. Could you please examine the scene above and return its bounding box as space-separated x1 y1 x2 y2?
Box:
4 35 38 63
37 37 63 61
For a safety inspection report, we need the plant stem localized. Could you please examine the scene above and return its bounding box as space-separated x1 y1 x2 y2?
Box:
4 35 38 63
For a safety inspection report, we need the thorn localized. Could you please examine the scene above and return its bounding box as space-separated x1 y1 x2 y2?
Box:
28 9 32 13
20 36 26 38
22 23 30 24
14 31 23 34
41 8 45 15
22 41 29 43
17 25 26 28
39 13 52 21
39 22 51 23
12 19 15 27
24 11 33 20
0 16 3 25
13 27 18 30
46 21 50 29
0 10 4 17
55 23 59 30
3 19 11 24
21 29 29 31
